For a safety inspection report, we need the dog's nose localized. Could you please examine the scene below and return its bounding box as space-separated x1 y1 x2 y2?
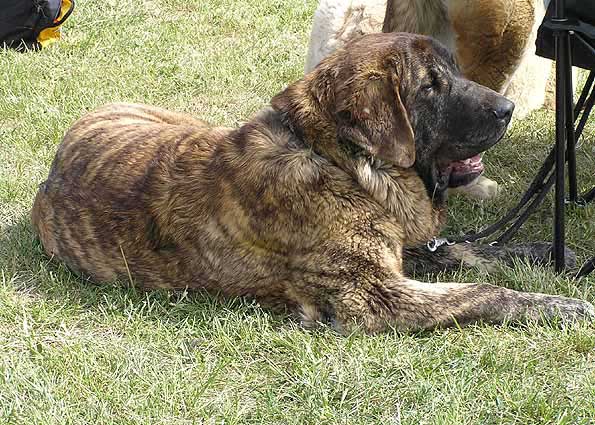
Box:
493 99 515 121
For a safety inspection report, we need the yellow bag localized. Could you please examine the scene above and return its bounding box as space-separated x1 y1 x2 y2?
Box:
0 0 75 50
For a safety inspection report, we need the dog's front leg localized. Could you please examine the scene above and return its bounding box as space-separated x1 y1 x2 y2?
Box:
403 242 577 276
331 278 594 334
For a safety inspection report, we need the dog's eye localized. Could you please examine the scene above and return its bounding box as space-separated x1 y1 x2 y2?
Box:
421 83 434 92
421 78 438 93
421 73 440 94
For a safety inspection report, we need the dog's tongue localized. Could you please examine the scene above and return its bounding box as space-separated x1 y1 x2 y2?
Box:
451 154 484 174
447 154 484 188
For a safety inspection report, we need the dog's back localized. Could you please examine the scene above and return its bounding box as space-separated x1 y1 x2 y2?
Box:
30 103 355 295
31 103 213 283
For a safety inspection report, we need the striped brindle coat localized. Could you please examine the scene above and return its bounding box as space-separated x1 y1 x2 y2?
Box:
32 33 593 333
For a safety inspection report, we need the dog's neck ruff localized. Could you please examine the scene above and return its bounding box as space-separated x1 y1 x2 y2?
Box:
260 106 446 245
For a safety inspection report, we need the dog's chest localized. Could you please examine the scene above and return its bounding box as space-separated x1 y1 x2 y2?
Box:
352 160 445 245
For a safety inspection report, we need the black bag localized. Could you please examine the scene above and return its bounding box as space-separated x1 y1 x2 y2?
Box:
536 0 595 71
0 0 75 51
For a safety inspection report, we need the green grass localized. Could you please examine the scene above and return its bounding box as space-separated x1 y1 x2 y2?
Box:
1 0 595 423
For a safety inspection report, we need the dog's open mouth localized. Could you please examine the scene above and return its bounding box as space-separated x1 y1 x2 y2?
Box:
443 154 484 188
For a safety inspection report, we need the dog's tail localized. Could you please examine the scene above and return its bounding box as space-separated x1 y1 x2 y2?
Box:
31 181 59 258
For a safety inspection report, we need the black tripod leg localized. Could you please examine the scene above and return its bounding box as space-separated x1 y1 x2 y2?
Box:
553 0 568 272
576 257 595 279
564 34 577 203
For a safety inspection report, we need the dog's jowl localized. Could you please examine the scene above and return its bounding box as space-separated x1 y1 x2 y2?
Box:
32 33 593 333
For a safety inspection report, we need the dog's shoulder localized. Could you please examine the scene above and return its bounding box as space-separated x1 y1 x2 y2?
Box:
229 107 343 187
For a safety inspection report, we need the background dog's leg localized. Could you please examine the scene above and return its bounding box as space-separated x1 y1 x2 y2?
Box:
448 175 500 200
332 278 594 333
403 242 577 276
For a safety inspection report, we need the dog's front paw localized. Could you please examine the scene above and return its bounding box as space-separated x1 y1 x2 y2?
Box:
534 296 595 324
553 299 595 324
451 175 499 200
504 242 577 269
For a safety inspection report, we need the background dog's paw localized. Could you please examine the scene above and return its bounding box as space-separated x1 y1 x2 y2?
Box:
451 175 499 200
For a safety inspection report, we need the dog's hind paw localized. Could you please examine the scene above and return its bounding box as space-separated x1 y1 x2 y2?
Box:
451 175 499 200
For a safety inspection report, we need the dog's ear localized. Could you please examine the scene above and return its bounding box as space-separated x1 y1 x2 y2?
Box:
271 69 336 140
270 83 303 135
335 74 415 168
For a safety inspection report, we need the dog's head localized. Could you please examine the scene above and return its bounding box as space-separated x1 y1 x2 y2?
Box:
271 32 513 202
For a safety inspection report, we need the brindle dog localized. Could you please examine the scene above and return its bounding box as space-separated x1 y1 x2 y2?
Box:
31 33 593 333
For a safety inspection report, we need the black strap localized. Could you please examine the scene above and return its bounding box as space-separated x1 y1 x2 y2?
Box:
435 71 594 251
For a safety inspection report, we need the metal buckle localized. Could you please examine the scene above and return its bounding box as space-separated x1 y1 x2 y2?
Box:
426 237 455 252
564 197 588 207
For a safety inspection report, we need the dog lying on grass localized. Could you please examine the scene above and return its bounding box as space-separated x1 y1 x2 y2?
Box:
32 33 593 333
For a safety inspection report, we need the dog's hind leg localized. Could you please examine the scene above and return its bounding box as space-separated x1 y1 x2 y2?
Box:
330 277 594 334
402 242 577 276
